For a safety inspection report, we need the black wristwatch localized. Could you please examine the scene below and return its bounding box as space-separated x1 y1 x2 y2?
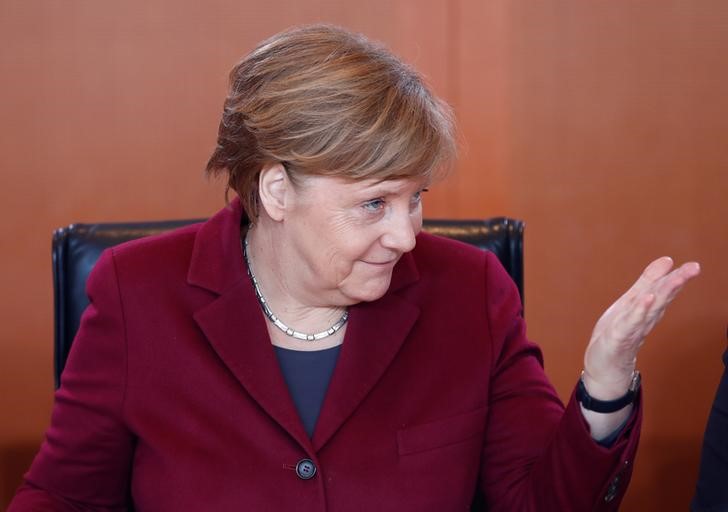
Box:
576 371 641 413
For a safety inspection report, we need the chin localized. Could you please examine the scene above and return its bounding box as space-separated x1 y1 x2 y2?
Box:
342 278 392 304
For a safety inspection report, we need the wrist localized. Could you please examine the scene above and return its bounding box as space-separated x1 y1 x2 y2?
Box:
580 367 636 401
577 370 641 413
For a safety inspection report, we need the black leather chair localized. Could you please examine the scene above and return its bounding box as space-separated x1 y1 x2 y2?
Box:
52 217 524 388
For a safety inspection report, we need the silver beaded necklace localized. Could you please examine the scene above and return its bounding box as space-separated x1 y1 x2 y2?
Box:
242 233 349 342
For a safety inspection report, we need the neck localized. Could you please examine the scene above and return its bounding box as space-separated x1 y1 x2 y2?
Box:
244 220 348 348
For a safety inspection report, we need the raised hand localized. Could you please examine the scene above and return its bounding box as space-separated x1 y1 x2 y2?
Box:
582 256 701 401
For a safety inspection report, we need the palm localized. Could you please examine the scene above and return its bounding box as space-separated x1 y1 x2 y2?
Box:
583 256 700 394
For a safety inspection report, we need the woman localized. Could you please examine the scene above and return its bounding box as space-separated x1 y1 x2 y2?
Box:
10 24 699 511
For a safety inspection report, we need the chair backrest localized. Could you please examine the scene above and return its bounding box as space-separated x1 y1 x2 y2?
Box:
51 217 524 388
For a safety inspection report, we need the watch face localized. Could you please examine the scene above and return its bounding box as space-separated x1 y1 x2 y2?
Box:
629 371 642 393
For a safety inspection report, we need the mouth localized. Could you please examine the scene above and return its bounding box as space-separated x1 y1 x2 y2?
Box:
362 257 399 266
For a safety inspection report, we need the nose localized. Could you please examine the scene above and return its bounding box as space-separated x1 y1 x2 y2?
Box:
381 210 419 253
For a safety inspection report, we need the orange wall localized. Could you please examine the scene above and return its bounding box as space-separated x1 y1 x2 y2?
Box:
1 1 727 509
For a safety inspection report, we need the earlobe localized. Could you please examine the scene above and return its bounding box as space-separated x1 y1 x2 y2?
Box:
257 163 288 221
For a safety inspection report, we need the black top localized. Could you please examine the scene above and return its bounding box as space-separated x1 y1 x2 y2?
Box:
274 345 342 437
692 347 728 511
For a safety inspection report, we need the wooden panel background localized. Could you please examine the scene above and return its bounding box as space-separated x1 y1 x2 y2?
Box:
1 1 726 509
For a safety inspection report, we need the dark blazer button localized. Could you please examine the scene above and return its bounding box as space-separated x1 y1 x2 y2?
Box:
295 459 317 480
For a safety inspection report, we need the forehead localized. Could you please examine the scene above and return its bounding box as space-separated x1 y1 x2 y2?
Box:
299 175 428 197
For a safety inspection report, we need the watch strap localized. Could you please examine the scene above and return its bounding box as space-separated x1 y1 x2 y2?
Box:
576 371 641 413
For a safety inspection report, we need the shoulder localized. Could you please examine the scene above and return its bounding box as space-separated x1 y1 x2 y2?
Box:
92 200 245 298
405 231 520 316
396 232 496 303
411 230 507 282
108 222 203 278
413 230 488 265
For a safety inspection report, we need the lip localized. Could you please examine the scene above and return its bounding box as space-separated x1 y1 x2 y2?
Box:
362 259 398 266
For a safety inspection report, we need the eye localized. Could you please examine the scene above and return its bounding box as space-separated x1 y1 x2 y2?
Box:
411 188 429 206
362 198 386 212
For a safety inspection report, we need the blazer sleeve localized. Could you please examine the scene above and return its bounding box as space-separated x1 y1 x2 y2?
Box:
8 249 134 512
478 251 641 511
691 348 728 511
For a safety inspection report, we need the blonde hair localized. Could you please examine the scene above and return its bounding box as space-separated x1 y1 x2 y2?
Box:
205 24 457 219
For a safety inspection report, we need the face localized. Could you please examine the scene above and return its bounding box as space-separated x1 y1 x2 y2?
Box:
280 174 427 306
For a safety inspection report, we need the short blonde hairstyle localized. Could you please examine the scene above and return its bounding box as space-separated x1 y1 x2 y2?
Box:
205 24 457 219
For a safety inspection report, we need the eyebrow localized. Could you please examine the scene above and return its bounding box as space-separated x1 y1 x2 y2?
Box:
354 179 427 197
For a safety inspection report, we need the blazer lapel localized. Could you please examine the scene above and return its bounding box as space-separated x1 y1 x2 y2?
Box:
188 199 312 452
193 281 312 451
312 253 421 451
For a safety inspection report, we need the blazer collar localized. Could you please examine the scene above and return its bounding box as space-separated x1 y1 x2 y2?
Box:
187 198 248 294
189 198 422 453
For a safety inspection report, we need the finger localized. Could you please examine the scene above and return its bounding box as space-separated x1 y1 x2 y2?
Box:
638 262 701 334
643 256 676 280
647 261 701 307
624 257 675 298
678 261 701 279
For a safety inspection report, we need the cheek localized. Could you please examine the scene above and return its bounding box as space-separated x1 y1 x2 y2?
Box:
327 230 382 277
319 223 370 271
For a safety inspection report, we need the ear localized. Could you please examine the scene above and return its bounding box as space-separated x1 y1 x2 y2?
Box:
257 163 289 222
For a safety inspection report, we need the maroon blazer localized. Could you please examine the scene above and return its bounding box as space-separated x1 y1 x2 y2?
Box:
10 200 641 511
